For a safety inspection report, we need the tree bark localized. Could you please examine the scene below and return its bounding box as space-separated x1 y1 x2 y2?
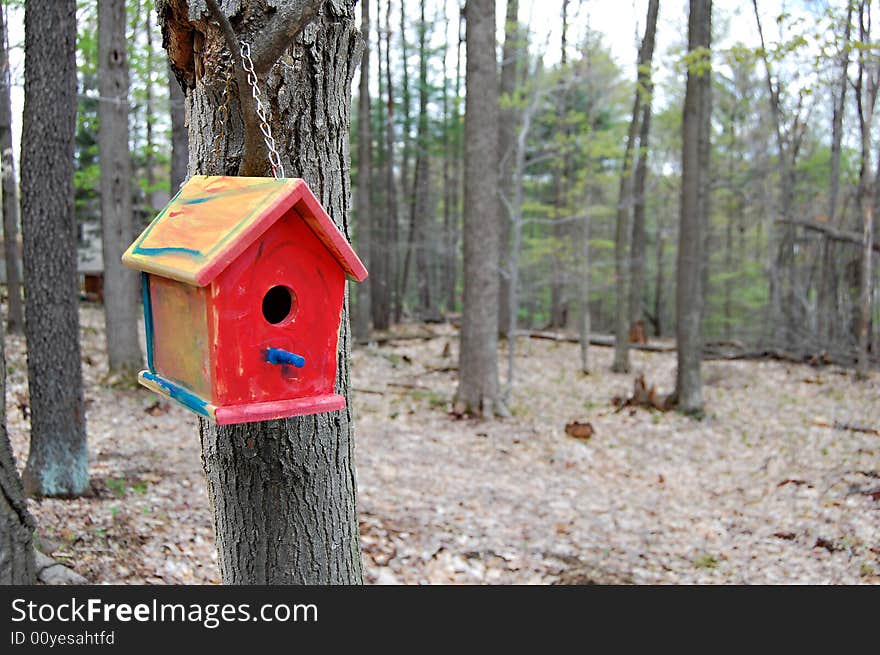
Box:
612 0 659 372
394 0 412 322
674 0 711 413
818 2 852 345
169 66 188 191
454 0 506 418
20 0 88 497
854 0 878 379
549 0 569 330
354 0 372 341
497 0 519 337
0 301 36 584
99 0 142 376
629 99 652 331
0 4 22 335
159 0 364 584
371 0 397 331
410 0 435 319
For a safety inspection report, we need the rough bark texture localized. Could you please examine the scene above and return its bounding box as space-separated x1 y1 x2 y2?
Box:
353 0 372 341
99 0 143 376
497 0 519 337
158 0 364 584
454 0 506 418
0 4 22 335
20 0 88 497
818 3 852 345
674 0 711 413
629 100 652 329
410 0 435 319
169 66 188 191
371 0 396 331
0 303 36 584
612 0 659 372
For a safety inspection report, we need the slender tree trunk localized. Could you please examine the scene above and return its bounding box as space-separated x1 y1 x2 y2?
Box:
455 0 506 418
370 0 389 331
99 0 142 376
498 0 519 337
374 0 398 331
169 67 188 191
674 0 711 413
441 3 453 314
21 0 88 497
855 0 878 378
654 221 665 337
446 9 464 311
612 0 659 372
819 3 852 345
410 0 434 319
629 100 652 332
394 0 412 322
144 8 156 214
579 190 592 374
548 0 569 330
0 301 35 583
159 0 364 584
0 4 22 334
354 0 373 341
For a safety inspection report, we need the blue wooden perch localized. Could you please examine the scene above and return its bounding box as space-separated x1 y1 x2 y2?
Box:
266 347 306 368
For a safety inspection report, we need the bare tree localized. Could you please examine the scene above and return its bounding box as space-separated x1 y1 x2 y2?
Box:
674 0 711 413
0 304 35 583
99 0 142 376
20 0 88 497
354 0 373 341
454 0 507 418
612 0 659 372
854 0 878 378
0 3 22 334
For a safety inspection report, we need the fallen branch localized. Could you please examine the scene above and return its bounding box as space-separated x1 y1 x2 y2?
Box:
519 330 675 353
779 218 880 253
813 418 880 436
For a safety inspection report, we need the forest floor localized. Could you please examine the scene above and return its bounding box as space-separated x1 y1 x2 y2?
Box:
8 304 880 584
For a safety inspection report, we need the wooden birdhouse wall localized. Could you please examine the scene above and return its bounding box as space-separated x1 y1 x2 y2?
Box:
148 275 212 398
209 210 346 407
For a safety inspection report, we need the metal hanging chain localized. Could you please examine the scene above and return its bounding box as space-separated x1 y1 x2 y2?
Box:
240 40 285 179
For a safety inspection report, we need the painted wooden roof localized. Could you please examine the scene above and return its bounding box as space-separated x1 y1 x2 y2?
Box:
122 175 368 286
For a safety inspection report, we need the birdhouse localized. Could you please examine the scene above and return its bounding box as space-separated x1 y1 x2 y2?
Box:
122 175 368 425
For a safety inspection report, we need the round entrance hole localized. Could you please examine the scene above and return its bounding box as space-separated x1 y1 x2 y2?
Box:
262 285 296 324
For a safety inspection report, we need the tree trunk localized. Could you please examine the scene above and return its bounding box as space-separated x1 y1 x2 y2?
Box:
21 0 88 498
394 0 412 322
818 2 852 345
0 4 22 335
169 67 188 191
99 0 142 376
410 0 435 319
855 0 878 378
629 100 652 332
612 0 659 372
0 301 36 583
354 0 372 341
159 0 364 584
549 0 569 330
372 0 397 331
674 0 711 413
454 0 506 418
446 9 464 312
497 0 519 337
653 221 665 337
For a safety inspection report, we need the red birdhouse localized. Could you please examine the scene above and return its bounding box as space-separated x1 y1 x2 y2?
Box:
122 175 368 425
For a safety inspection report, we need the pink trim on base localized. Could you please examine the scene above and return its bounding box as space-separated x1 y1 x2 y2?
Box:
214 394 347 425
